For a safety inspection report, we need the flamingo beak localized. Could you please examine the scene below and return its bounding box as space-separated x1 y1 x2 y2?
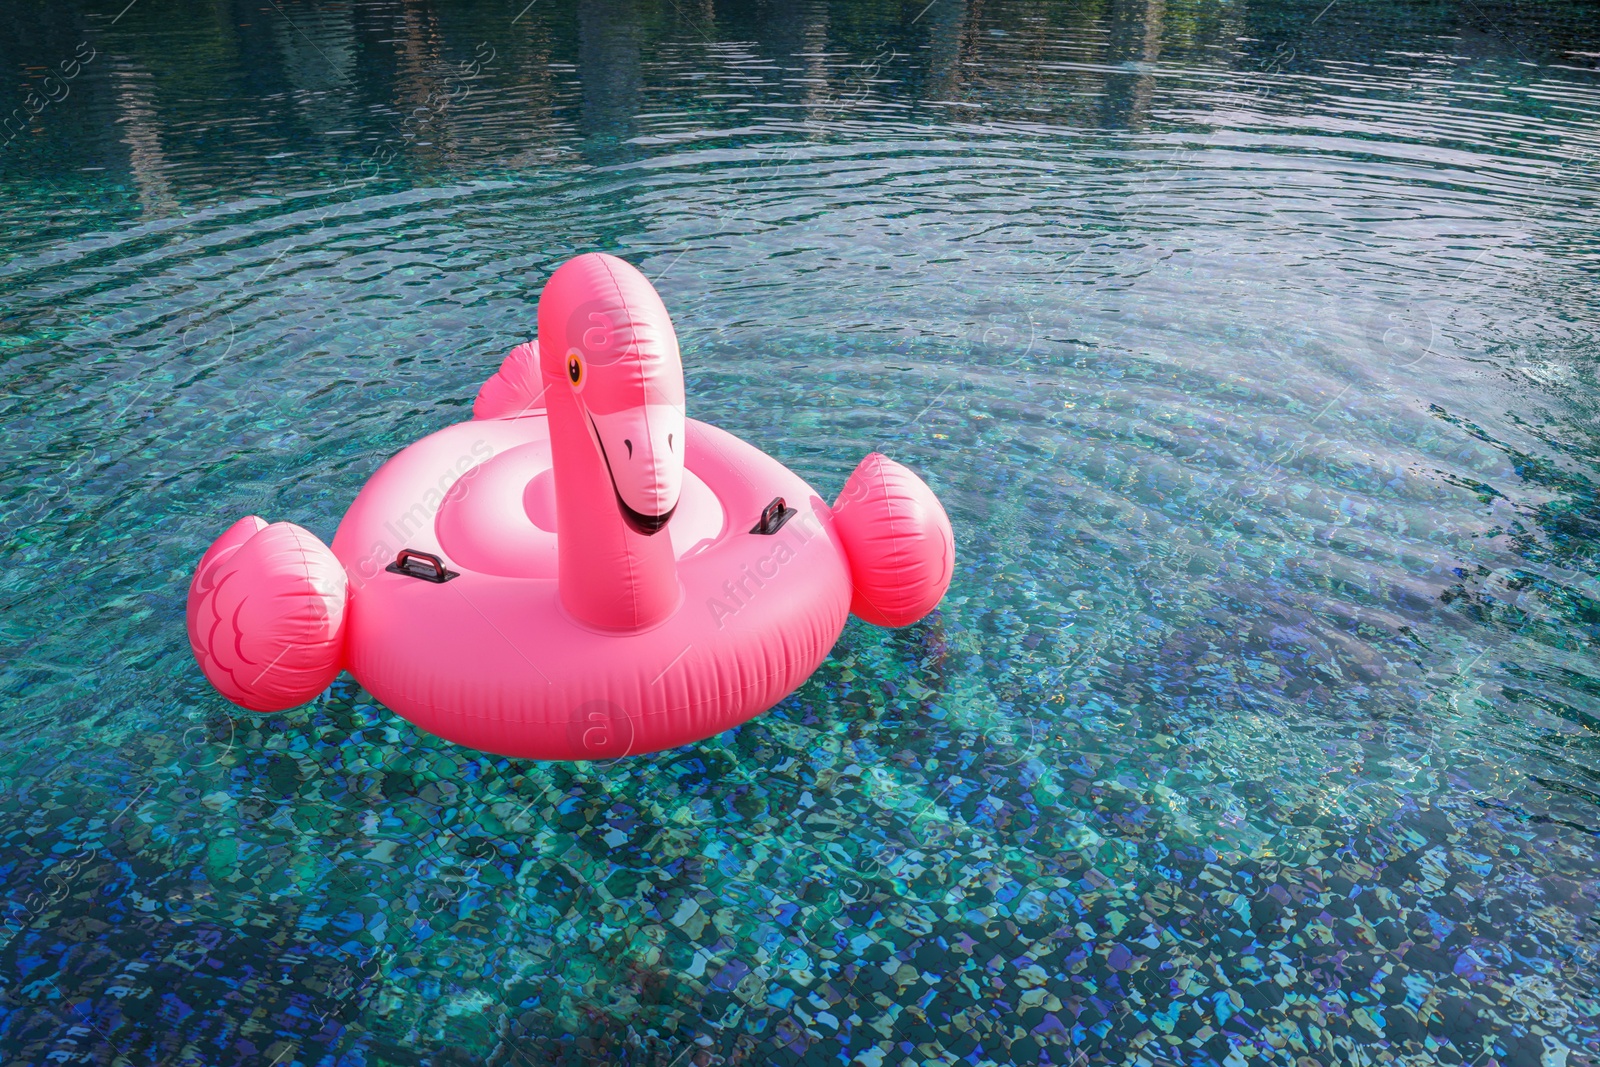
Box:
586 403 685 535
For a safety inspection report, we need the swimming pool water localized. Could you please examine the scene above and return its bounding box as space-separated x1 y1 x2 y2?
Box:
2 0 1599 1064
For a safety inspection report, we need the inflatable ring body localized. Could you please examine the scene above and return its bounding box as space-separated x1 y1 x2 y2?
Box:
328 415 851 759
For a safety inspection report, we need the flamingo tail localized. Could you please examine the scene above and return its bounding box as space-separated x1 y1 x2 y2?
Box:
473 340 546 420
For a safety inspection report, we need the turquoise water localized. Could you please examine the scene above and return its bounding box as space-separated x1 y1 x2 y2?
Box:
3 0 1600 1063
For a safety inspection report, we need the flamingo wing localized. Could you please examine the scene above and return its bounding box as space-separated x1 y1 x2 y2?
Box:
187 519 348 711
832 453 955 628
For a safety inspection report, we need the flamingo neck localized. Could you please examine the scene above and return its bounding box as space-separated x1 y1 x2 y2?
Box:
547 391 679 632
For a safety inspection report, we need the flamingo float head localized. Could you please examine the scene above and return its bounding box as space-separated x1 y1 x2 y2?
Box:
538 253 686 535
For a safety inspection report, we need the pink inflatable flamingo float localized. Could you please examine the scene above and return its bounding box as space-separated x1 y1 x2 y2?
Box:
187 253 954 759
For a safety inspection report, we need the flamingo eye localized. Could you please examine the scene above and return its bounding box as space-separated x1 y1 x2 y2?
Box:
566 349 585 390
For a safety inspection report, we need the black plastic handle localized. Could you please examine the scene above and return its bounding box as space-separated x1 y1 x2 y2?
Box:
750 496 797 536
386 549 459 583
